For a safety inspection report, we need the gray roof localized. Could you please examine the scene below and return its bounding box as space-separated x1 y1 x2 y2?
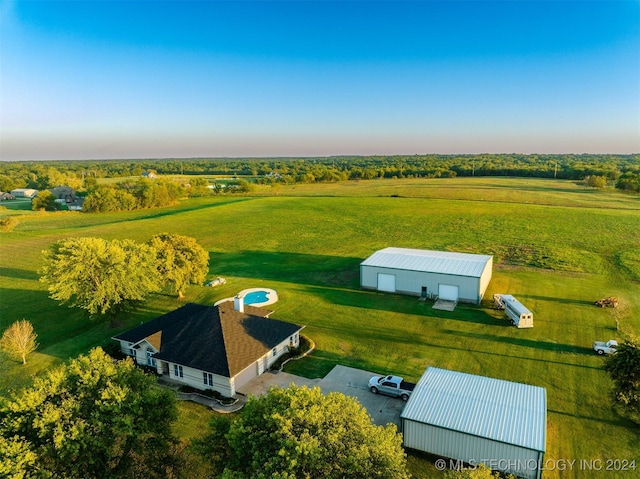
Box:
361 247 492 277
401 367 546 452
113 302 303 377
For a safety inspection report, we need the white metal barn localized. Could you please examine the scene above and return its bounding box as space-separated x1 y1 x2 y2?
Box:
360 247 493 304
401 367 547 479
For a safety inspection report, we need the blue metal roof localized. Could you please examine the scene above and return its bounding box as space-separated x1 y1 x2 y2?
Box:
361 247 492 278
401 367 547 452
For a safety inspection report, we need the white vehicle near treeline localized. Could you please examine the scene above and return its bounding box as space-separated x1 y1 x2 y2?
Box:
593 340 618 355
368 375 415 401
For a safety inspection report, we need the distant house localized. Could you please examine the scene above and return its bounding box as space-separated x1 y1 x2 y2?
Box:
112 301 304 397
141 171 157 178
49 186 84 211
66 197 85 211
10 188 38 198
50 186 76 200
0 192 15 201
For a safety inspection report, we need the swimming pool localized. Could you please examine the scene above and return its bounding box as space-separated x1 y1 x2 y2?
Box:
214 287 279 308
243 290 269 305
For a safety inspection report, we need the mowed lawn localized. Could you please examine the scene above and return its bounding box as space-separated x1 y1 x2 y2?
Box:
1 177 639 479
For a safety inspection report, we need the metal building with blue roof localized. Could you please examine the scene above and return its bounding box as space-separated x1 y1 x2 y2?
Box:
401 367 547 479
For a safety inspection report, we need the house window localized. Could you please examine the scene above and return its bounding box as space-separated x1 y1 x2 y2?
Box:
272 347 277 357
203 372 213 387
146 348 156 367
174 364 183 378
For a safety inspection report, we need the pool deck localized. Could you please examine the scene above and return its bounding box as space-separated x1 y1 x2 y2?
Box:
214 287 278 308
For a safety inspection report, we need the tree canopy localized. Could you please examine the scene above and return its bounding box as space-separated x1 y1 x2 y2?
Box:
0 348 179 479
0 320 38 365
197 384 410 479
604 336 640 422
39 237 160 317
31 190 58 211
149 233 210 299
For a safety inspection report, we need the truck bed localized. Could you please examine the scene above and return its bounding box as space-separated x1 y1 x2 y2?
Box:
400 380 415 391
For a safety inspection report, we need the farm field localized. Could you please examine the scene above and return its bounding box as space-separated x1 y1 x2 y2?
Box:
1 177 639 479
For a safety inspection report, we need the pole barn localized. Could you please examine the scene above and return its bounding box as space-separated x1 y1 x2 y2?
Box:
360 248 493 304
401 367 547 479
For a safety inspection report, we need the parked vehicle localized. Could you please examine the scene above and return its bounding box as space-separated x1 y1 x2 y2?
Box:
368 375 415 401
494 294 533 328
205 277 226 287
593 340 618 355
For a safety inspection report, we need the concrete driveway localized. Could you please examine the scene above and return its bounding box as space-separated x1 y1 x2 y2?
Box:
237 365 405 428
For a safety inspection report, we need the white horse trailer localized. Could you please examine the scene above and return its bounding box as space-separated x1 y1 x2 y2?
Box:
494 294 533 328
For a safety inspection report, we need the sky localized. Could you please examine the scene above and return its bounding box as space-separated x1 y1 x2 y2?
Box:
1 0 639 161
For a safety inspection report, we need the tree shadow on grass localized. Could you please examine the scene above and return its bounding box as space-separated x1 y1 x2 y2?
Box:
547 408 634 428
208 250 363 289
302 284 507 326
0 267 40 281
0 287 172 361
440 329 594 356
527 294 596 307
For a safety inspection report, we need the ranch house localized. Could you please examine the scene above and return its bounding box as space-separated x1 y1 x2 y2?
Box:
112 300 303 398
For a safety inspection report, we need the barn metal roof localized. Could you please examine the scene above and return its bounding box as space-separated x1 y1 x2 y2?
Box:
360 247 492 277
401 367 546 452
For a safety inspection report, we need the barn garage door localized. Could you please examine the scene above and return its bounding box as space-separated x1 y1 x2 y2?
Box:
438 284 459 301
377 273 396 292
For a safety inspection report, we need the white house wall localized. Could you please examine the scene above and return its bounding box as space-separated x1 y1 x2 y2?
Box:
402 420 542 479
169 363 234 397
117 333 301 398
117 339 155 367
233 334 300 391
360 266 484 304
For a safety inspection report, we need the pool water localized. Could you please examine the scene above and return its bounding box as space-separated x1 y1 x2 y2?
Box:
243 290 269 305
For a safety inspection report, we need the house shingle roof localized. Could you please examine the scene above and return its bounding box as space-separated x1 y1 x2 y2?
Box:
113 302 303 377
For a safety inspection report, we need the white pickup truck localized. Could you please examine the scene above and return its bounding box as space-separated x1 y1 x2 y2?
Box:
368 375 415 401
593 340 618 355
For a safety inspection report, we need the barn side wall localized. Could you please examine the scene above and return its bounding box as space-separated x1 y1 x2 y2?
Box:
478 257 493 303
402 419 542 479
360 265 483 304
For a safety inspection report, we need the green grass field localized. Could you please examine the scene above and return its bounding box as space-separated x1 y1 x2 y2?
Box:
1 177 639 479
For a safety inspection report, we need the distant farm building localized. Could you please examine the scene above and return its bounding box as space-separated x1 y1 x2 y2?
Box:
360 247 492 304
401 367 547 479
10 188 38 198
49 186 84 211
0 192 15 201
50 186 76 200
141 171 157 178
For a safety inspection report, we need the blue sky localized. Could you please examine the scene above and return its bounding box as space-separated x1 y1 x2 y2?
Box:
1 1 639 160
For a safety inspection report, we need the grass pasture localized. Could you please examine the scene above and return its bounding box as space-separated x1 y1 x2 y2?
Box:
0 177 639 478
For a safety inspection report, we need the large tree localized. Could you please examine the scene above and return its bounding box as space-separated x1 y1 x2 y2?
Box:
604 336 640 422
0 348 179 479
148 233 209 299
39 237 160 317
0 320 38 365
196 385 410 479
31 190 58 211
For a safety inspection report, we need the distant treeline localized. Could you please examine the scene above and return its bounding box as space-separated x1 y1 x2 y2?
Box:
1 154 639 193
